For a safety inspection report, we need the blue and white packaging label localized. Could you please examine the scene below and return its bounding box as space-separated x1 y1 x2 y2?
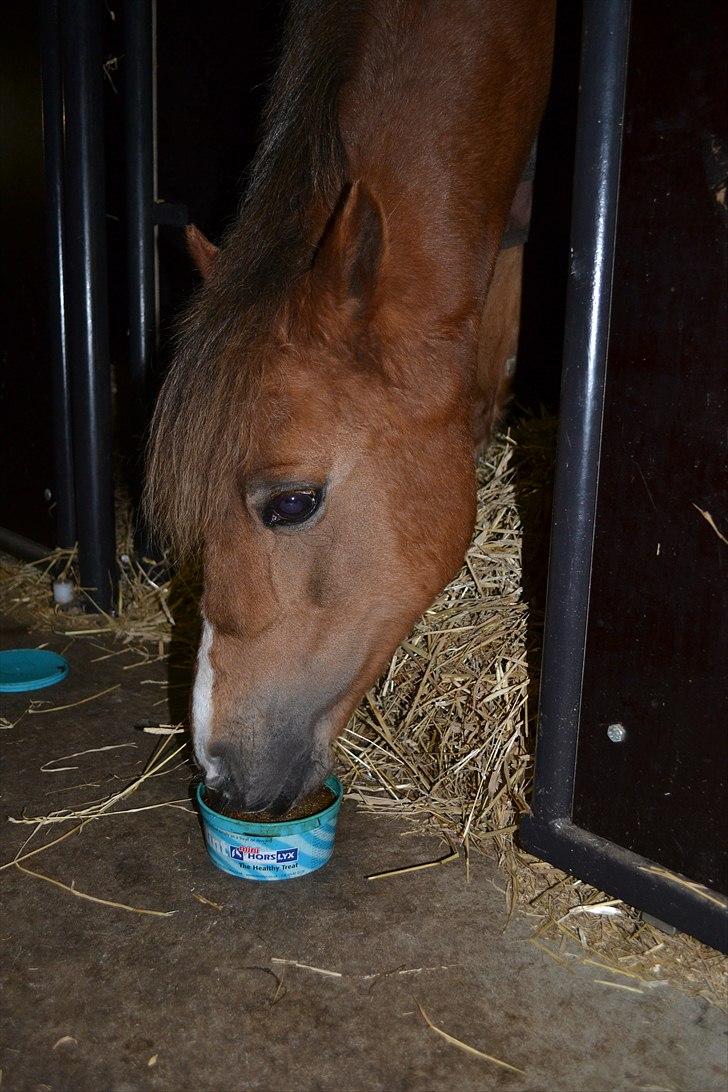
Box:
204 827 335 881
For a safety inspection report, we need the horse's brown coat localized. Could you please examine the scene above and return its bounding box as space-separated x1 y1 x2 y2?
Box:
145 0 555 811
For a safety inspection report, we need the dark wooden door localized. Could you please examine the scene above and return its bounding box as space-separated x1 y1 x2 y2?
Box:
520 0 727 951
572 0 727 896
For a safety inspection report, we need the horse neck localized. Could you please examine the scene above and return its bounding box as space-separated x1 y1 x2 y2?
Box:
339 0 552 322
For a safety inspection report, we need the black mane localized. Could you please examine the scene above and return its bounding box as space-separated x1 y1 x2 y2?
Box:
238 0 364 282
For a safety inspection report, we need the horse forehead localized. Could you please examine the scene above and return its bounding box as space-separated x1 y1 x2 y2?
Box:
253 379 356 461
277 368 353 417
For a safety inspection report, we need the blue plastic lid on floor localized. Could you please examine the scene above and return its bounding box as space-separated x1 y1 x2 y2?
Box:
0 649 70 693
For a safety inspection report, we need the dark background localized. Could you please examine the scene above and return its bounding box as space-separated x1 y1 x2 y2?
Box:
1 4 56 548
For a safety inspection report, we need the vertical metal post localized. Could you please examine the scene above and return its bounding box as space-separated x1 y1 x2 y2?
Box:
525 0 631 823
39 0 76 549
60 0 116 611
123 0 156 418
123 0 161 561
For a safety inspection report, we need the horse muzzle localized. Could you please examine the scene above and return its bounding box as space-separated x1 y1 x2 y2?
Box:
204 730 328 817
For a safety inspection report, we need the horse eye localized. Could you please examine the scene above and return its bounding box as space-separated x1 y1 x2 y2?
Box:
262 489 321 528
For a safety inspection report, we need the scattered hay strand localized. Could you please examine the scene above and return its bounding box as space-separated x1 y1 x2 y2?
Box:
593 979 644 994
141 724 186 735
692 503 728 545
0 819 89 874
14 861 176 917
28 684 121 715
0 798 192 876
6 733 188 829
40 743 137 773
639 866 727 908
52 1037 78 1051
271 958 343 978
416 1003 525 1075
366 848 459 881
193 893 224 911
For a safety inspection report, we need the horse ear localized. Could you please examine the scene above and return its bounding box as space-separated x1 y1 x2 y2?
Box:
315 180 386 313
185 224 219 279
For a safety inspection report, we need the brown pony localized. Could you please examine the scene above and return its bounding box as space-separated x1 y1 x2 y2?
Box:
145 0 554 814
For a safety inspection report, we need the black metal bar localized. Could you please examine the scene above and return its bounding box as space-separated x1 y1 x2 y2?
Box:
60 0 116 611
0 527 53 564
523 820 728 954
39 0 76 549
523 0 631 824
122 0 164 562
123 0 156 417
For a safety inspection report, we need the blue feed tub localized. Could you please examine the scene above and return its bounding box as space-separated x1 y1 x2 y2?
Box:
196 776 343 882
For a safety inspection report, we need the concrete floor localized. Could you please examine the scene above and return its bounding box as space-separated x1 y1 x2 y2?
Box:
1 622 726 1092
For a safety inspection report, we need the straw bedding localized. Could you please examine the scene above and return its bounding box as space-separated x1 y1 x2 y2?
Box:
1 415 725 1010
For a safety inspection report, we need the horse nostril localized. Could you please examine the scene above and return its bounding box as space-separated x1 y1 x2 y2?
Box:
206 734 317 815
206 743 278 813
207 742 247 802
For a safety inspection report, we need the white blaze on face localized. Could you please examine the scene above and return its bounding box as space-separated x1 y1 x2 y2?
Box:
192 617 220 783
